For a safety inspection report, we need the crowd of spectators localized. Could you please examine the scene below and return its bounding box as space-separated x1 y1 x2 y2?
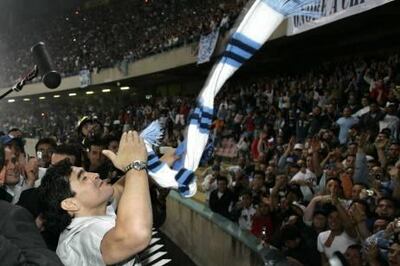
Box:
2 30 400 266
2 0 400 265
0 0 244 87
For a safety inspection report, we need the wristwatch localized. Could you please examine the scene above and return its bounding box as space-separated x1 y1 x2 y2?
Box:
124 160 147 173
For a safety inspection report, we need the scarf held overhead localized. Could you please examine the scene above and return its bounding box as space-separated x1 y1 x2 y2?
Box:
141 0 321 198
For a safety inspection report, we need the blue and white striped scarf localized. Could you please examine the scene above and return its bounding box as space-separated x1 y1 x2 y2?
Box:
141 0 320 198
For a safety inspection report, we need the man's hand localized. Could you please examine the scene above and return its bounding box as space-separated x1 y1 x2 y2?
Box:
160 149 179 167
350 203 367 224
25 157 39 187
374 137 389 150
102 131 147 171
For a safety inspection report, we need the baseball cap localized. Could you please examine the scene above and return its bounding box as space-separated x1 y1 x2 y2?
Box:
294 143 304 150
0 135 14 145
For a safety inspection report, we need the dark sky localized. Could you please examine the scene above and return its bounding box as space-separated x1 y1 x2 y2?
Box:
0 0 83 27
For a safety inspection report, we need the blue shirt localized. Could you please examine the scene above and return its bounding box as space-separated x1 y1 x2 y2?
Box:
336 116 359 144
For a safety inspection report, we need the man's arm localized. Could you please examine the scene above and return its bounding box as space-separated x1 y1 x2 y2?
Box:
101 131 152 265
112 149 178 206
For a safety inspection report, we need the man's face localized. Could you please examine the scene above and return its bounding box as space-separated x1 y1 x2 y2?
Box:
328 211 343 231
88 145 105 168
343 107 351 117
389 243 400 266
312 213 327 230
241 194 252 208
37 143 55 168
373 219 389 233
389 144 400 158
345 247 362 266
252 176 264 190
313 107 321 116
67 167 114 212
351 184 365 200
4 148 20 186
348 144 358 156
346 155 355 167
370 103 378 113
217 179 227 193
361 98 369 107
81 123 94 137
326 179 340 195
376 199 395 219
284 238 300 250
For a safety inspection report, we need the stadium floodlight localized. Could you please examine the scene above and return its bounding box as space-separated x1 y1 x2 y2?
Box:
7 99 15 103
53 95 61 98
86 91 94 95
120 86 130 91
39 96 46 100
23 98 30 102
102 89 111 93
69 93 77 96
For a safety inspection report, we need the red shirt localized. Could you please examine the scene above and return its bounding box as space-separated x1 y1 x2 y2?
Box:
251 138 259 160
251 215 273 241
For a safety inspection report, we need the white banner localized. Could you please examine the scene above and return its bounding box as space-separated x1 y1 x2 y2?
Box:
79 69 91 88
197 29 220 64
287 0 394 35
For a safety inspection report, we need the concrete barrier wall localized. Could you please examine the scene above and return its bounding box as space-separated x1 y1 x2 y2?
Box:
161 191 264 266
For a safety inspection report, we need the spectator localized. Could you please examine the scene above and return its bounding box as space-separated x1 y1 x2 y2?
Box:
209 176 234 219
38 131 152 266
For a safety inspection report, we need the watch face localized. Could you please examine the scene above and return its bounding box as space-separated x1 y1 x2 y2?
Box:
133 161 145 170
134 161 141 169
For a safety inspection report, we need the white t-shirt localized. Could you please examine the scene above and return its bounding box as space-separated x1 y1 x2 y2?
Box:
238 205 256 230
34 167 47 188
317 230 356 259
57 206 140 266
291 169 317 202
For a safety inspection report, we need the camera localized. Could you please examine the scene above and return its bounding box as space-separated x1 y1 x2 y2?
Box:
36 151 43 160
261 226 268 241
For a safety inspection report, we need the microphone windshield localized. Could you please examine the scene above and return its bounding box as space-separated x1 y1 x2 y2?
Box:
31 42 61 89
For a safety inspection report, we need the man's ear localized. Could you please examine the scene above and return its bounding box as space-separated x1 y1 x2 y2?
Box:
61 198 80 213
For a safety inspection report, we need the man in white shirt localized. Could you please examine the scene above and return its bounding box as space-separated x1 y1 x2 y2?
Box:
290 158 317 202
235 192 256 230
39 131 152 266
317 209 357 264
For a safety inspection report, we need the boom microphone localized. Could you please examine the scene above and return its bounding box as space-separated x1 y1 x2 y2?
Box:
31 42 61 89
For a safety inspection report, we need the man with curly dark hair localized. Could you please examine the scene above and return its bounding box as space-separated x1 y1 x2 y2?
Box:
38 131 152 266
